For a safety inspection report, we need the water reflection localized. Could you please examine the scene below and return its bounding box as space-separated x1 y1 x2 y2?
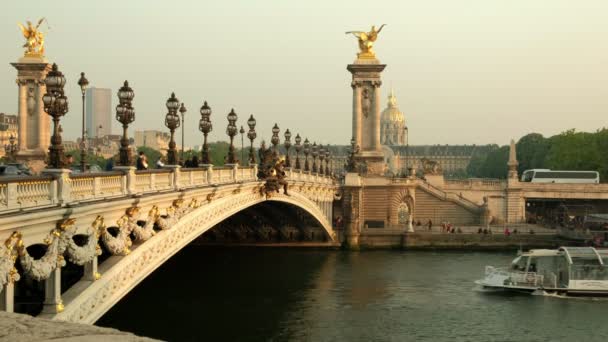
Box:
98 248 608 342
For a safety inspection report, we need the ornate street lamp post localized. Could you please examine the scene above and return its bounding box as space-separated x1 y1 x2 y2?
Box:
271 123 280 156
42 63 69 169
115 81 135 166
4 135 17 162
318 144 325 175
239 126 245 164
294 134 302 170
179 103 187 164
303 138 310 171
165 93 181 165
226 109 238 164
325 149 331 175
77 72 89 172
284 129 292 167
311 142 318 173
247 114 257 165
198 101 212 164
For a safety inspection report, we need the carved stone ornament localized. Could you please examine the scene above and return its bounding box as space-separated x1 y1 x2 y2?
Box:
0 232 22 288
361 86 372 118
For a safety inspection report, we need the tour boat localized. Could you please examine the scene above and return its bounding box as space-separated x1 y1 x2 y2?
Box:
475 247 608 296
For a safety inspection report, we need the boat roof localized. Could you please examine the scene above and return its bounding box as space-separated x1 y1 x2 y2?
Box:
521 249 560 257
522 247 608 265
559 247 604 265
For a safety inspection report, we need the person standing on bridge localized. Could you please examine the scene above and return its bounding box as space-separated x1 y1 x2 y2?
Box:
137 151 148 170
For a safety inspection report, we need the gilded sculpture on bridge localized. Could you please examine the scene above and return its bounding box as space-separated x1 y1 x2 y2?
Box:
257 141 289 197
345 24 386 59
18 18 49 57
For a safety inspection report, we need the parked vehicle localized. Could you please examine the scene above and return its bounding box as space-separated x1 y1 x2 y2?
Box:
521 169 599 184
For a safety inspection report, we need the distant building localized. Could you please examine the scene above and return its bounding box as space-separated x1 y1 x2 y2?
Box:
378 91 493 175
380 90 408 146
134 130 171 152
85 88 112 138
0 113 18 157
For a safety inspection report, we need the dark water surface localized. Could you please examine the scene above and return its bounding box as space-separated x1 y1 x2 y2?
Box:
97 247 608 342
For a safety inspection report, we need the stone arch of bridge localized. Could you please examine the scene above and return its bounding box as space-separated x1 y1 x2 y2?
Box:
48 189 335 324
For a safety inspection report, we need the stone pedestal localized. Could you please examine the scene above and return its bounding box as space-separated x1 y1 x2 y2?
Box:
41 168 72 204
342 187 362 250
41 268 63 314
347 58 386 176
113 166 136 195
0 282 14 313
11 56 51 174
162 165 181 189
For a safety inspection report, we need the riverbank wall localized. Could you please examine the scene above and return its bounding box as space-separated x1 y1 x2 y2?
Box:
356 228 563 250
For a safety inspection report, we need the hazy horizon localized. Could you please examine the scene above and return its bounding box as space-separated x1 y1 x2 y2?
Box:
1 0 607 148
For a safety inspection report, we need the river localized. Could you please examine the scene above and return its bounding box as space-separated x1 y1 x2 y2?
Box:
97 247 608 341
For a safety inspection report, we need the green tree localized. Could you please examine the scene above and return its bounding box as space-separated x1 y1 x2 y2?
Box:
67 150 108 170
516 133 549 174
545 129 602 174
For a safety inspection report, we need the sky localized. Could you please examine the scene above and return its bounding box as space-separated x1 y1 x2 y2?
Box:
1 0 607 147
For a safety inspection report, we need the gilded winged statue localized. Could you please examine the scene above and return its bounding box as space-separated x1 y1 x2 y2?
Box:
345 24 386 58
18 18 48 56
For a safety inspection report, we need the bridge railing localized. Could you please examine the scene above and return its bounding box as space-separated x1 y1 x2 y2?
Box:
69 172 125 202
0 175 57 212
0 164 337 215
287 168 334 184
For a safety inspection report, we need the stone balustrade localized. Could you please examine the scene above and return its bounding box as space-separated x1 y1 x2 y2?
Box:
0 165 334 216
444 178 506 190
0 175 56 212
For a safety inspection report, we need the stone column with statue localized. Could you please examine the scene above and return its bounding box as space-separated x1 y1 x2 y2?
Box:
11 19 52 173
345 25 387 176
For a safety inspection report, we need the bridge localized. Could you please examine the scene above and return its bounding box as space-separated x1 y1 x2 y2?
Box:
3 28 608 330
0 165 337 323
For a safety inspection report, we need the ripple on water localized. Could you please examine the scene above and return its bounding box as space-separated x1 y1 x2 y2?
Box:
97 248 608 342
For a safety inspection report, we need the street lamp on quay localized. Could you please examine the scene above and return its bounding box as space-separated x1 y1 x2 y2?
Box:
42 63 69 169
318 144 325 175
226 109 238 164
115 81 135 166
77 72 89 172
271 123 280 156
239 126 245 164
4 135 17 162
247 114 257 165
311 142 318 173
199 101 212 164
294 134 302 170
165 93 181 166
179 102 187 164
303 138 310 171
284 129 292 167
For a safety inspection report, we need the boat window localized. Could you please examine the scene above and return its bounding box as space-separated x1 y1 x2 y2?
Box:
570 265 608 281
511 256 527 271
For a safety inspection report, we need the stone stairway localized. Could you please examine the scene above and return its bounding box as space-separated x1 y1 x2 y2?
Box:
415 183 482 225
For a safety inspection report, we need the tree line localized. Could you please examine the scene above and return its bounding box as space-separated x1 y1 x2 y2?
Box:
466 129 608 181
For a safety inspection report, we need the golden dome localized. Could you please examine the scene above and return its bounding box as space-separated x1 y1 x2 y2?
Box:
381 89 405 124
